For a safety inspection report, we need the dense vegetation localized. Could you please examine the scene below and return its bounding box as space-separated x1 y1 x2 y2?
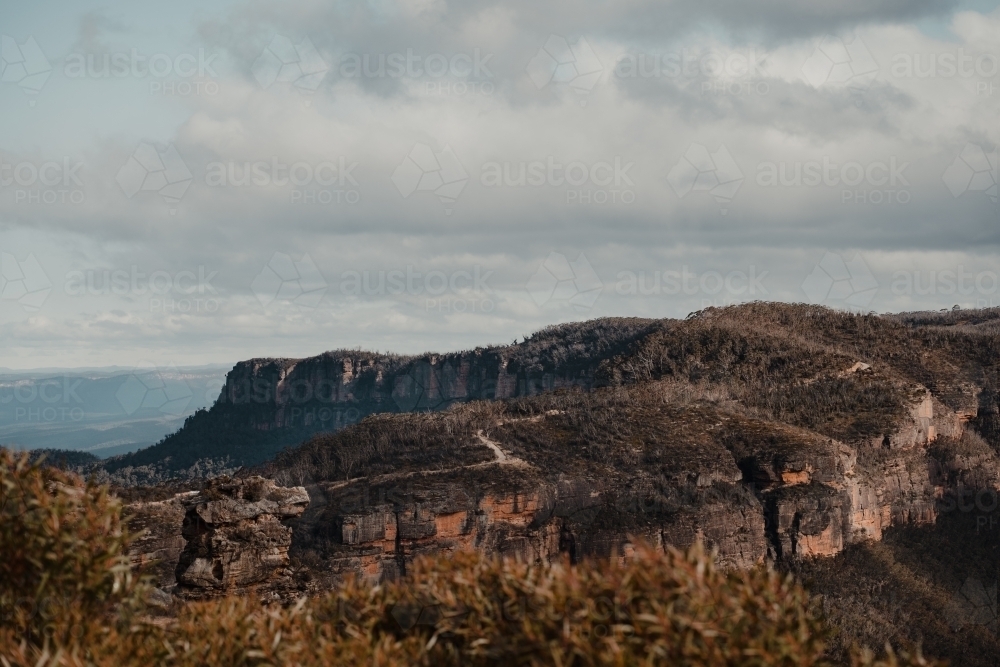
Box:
267 404 498 485
76 318 662 484
265 377 872 497
95 409 320 481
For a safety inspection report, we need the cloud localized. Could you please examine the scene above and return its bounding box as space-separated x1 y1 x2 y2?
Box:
0 0 997 367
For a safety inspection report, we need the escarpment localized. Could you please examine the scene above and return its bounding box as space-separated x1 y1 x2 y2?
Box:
206 318 661 437
119 304 1000 601
127 493 191 589
102 318 661 477
124 384 999 597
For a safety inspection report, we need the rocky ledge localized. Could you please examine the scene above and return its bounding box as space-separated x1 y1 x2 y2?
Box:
159 477 310 597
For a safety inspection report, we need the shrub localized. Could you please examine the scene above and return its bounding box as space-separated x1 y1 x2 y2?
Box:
3 538 942 666
0 449 141 646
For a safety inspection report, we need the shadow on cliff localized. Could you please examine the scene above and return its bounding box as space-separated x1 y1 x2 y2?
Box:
791 497 1000 666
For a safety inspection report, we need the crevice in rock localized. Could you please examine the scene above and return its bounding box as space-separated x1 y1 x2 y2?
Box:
764 493 782 562
394 510 405 577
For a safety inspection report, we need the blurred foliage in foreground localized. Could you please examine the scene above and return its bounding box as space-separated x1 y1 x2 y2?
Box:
0 450 940 666
0 449 140 647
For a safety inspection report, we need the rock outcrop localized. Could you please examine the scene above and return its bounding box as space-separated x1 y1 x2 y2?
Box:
173 477 309 596
755 389 971 559
289 423 771 590
127 493 192 588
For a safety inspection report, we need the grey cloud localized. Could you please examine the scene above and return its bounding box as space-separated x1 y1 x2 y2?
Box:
1 0 997 368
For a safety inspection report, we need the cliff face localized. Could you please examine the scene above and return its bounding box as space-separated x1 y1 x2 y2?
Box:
104 305 1000 481
293 387 988 588
316 485 768 582
128 477 309 600
755 390 971 561
175 477 309 597
127 494 190 589
214 342 628 432
122 305 1000 599
101 318 660 477
202 317 665 436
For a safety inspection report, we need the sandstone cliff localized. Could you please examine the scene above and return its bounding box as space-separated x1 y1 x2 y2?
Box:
128 477 309 600
297 389 993 583
121 304 1000 600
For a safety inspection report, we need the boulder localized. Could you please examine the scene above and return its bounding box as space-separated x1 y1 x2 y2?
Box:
174 476 308 594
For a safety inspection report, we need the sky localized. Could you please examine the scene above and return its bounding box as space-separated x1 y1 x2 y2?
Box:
0 0 998 370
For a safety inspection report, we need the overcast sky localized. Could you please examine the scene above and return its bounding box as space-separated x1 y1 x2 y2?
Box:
0 0 998 370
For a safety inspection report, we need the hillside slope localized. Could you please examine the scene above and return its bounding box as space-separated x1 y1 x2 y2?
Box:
97 304 1000 484
114 303 1000 665
95 318 661 481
